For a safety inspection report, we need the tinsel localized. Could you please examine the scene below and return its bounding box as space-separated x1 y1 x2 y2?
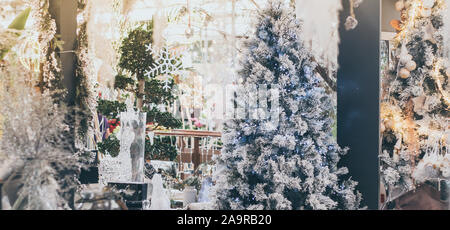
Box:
0 74 81 210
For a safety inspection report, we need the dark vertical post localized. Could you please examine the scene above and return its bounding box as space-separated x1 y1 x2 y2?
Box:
0 182 3 210
193 137 201 170
48 1 78 209
337 0 381 209
49 0 78 105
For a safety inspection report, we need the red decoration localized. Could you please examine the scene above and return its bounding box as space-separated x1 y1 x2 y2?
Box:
108 119 120 133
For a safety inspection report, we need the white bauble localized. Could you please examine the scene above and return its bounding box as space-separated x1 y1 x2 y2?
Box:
405 1 411 8
406 54 413 61
395 0 405 11
399 68 410 79
380 122 386 133
393 153 400 163
421 8 432 18
395 1 404 11
400 53 411 64
422 0 435 9
385 120 394 131
185 27 194 39
406 60 417 71
442 167 450 178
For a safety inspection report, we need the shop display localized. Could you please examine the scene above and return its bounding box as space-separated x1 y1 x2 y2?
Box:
0 0 447 212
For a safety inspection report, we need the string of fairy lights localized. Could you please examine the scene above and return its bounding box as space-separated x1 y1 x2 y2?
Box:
393 0 449 108
382 0 449 176
389 0 449 110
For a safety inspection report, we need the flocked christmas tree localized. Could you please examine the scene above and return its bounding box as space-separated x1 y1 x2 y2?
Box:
212 1 361 210
380 0 449 193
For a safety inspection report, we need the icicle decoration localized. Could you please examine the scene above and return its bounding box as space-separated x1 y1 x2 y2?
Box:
295 0 343 73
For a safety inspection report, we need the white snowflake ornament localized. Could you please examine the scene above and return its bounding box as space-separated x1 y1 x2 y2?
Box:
144 44 185 91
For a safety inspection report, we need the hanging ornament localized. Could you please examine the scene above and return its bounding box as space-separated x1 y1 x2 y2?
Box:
400 54 413 64
145 44 186 91
399 54 412 64
351 0 364 8
399 68 411 79
412 95 427 114
421 8 432 18
345 0 364 31
406 60 417 71
404 0 411 9
185 0 193 39
446 67 450 77
148 131 155 146
407 54 413 61
345 16 359 30
385 120 394 131
185 27 194 39
391 19 402 31
422 0 436 9
395 0 405 12
399 44 413 67
423 23 437 44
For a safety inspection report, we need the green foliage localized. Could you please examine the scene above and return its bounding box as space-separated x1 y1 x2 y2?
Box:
114 74 135 90
0 31 19 60
183 176 201 191
77 0 87 11
8 7 31 30
143 106 182 129
163 163 178 179
118 22 155 80
145 137 178 161
0 8 31 60
74 21 93 137
37 35 66 101
97 99 126 119
98 135 120 157
144 78 177 105
108 20 182 161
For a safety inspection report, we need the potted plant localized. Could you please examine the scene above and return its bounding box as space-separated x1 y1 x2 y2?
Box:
97 21 182 167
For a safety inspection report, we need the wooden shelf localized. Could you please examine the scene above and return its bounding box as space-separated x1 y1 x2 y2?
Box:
154 129 221 138
153 129 221 171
